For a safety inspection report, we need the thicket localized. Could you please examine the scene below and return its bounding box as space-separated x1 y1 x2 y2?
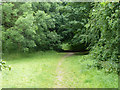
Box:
86 2 120 73
2 2 62 52
1 2 120 73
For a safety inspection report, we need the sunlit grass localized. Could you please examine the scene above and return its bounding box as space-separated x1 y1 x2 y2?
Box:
2 51 118 88
60 55 118 88
61 43 71 50
2 51 64 88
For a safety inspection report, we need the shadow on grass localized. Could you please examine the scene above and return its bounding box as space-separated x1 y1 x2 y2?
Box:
58 49 89 55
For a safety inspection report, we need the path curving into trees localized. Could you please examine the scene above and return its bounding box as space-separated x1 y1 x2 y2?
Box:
55 52 75 88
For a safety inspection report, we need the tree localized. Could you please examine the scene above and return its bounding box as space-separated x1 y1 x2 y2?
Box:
59 2 92 51
86 2 120 73
2 2 36 52
2 2 62 52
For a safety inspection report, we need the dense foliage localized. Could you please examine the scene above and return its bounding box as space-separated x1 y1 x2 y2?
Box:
86 2 120 73
1 2 120 73
62 3 91 51
2 2 61 52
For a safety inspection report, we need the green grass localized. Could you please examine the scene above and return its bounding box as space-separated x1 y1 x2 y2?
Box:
2 51 118 88
62 43 71 50
60 55 118 88
2 51 64 88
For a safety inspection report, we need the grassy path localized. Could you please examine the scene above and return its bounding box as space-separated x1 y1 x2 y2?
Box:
2 51 118 88
57 54 118 88
55 52 74 88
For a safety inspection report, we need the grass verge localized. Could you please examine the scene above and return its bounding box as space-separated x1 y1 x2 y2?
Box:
2 51 64 88
60 54 118 88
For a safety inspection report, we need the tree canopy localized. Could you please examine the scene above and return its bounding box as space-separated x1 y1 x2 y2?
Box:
1 2 120 73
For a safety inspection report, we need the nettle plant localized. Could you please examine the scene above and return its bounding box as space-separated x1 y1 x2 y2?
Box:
0 60 11 71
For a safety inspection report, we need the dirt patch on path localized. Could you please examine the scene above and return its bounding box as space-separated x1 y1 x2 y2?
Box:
54 52 74 88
